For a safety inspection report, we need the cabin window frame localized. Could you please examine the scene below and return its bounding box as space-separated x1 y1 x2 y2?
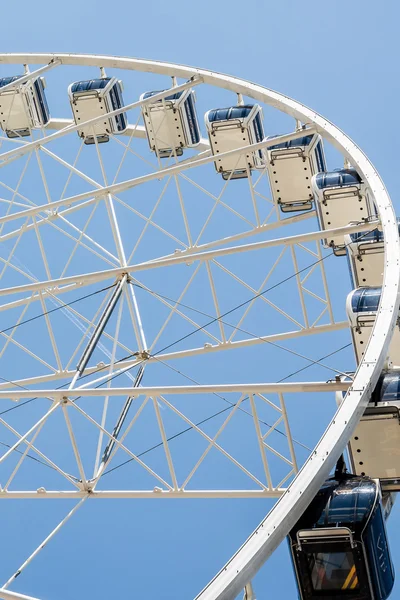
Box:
294 539 371 599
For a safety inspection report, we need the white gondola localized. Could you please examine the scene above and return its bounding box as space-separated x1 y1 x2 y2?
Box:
68 77 127 145
346 287 400 365
205 105 265 180
345 219 400 288
0 75 50 138
265 132 326 213
141 88 200 158
312 168 377 256
337 371 400 492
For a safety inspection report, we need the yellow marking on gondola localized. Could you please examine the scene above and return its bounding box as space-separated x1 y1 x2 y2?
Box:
350 575 359 589
342 565 356 590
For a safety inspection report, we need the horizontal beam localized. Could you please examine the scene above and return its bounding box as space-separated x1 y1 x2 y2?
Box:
0 127 318 231
78 321 350 389
1 381 350 401
46 118 211 151
0 321 349 393
0 220 375 301
133 220 378 271
0 489 284 499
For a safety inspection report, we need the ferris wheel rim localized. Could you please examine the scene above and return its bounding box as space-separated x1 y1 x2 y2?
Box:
0 53 397 600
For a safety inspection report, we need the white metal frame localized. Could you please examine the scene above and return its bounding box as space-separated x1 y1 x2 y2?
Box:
0 54 396 600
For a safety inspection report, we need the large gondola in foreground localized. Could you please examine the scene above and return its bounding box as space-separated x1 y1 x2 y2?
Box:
289 476 394 599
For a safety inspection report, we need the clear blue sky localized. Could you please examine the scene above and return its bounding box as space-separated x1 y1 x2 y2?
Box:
0 1 399 599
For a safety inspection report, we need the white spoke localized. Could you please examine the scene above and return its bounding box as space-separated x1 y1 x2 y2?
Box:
0 221 374 302
0 414 80 487
225 247 287 342
4 420 46 490
70 400 173 490
157 395 268 490
2 497 87 591
0 402 60 464
181 393 246 489
0 381 349 400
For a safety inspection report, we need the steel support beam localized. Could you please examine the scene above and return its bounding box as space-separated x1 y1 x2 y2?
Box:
46 118 210 151
0 222 376 301
0 381 349 401
0 490 283 499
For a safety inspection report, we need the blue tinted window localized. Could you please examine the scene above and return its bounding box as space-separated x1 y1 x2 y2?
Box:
108 82 126 131
184 93 200 144
351 287 381 313
315 168 362 190
71 78 111 93
253 113 264 143
373 372 400 403
33 79 50 124
0 75 22 88
350 229 383 243
207 105 254 122
327 489 375 525
351 218 400 244
268 134 313 150
315 141 326 172
142 89 183 101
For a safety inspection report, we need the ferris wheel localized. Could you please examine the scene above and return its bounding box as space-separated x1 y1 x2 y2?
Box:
0 53 397 600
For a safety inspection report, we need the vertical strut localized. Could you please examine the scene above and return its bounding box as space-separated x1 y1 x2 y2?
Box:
2 497 87 591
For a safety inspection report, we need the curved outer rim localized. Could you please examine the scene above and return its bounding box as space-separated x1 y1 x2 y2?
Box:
0 54 398 600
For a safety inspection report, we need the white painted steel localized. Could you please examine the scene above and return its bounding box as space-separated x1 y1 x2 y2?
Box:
0 128 317 229
0 381 350 401
346 232 385 288
312 175 376 253
0 59 60 94
47 118 211 149
0 589 42 600
0 76 203 167
0 221 377 301
0 490 284 499
348 408 400 486
0 320 348 393
0 54 397 600
266 133 323 212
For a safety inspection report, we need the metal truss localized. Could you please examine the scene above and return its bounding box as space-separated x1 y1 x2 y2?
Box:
0 53 396 600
